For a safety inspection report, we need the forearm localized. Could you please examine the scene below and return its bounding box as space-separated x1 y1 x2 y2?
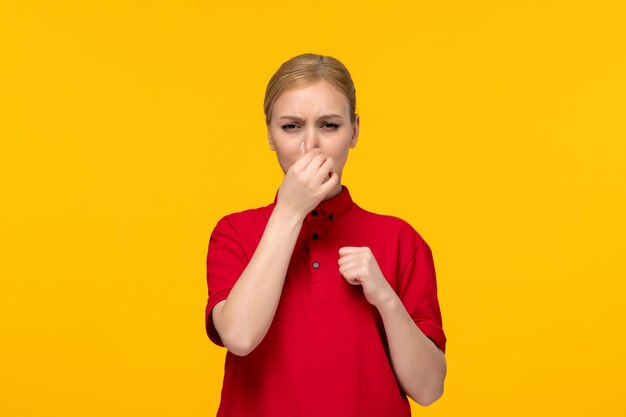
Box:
217 206 304 355
377 292 447 406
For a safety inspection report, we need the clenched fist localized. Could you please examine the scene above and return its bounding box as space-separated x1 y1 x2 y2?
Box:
338 246 395 308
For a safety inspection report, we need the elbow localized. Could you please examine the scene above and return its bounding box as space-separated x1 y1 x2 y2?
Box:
213 307 258 356
413 348 447 406
413 387 443 407
412 383 444 407
409 375 445 406
221 329 258 357
225 338 255 357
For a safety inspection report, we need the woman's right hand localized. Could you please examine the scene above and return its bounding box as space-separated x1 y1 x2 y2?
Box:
275 148 339 220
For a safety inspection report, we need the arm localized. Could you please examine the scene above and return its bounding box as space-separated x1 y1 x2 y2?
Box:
376 292 447 406
212 149 339 356
212 206 304 356
337 246 446 406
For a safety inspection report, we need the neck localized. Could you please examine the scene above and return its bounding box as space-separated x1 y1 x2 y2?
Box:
323 182 343 201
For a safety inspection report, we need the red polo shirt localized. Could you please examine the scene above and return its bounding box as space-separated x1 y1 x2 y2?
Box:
205 185 446 417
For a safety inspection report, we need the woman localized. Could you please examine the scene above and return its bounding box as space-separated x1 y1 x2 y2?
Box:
205 53 447 417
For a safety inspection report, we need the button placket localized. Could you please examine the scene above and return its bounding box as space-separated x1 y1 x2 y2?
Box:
310 230 323 278
306 206 333 310
308 217 326 285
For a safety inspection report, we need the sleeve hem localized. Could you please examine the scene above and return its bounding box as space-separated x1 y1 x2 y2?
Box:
205 288 232 347
416 321 447 353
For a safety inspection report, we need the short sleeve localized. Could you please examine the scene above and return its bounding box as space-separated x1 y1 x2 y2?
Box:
396 239 447 353
204 216 248 347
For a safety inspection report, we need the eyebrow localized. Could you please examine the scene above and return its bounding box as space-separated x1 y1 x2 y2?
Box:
278 114 343 121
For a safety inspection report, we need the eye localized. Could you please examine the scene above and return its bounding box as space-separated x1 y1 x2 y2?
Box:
322 123 340 130
281 123 298 131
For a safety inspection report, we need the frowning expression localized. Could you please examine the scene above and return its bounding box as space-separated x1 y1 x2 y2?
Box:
267 78 359 179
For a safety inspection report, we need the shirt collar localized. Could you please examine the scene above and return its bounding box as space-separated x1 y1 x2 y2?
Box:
273 184 354 222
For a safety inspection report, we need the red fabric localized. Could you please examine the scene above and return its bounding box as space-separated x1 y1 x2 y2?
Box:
205 185 446 417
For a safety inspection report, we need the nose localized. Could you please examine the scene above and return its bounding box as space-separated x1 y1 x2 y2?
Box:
302 126 321 153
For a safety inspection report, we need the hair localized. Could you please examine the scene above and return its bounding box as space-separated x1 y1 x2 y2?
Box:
263 53 357 126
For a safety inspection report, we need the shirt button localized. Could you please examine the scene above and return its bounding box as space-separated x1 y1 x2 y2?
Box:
312 233 319 240
311 210 318 216
312 262 320 269
328 214 334 221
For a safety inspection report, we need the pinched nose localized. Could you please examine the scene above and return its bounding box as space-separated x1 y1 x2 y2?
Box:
301 128 321 153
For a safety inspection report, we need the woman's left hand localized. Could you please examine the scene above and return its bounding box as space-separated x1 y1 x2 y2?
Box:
338 247 395 308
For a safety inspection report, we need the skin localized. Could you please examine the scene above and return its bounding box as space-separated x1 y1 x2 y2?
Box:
212 78 446 406
267 78 360 207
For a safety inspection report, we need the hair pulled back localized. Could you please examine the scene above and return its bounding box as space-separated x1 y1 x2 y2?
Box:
264 53 357 125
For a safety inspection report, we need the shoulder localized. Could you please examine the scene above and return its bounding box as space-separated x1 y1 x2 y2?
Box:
352 204 426 248
211 202 275 238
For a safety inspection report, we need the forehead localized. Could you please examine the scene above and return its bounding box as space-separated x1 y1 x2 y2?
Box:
273 79 349 116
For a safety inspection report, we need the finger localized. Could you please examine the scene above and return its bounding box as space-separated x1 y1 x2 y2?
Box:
302 153 328 177
339 260 361 274
341 268 363 285
315 156 333 184
339 246 366 256
319 171 340 195
337 253 362 266
339 264 368 278
290 148 323 173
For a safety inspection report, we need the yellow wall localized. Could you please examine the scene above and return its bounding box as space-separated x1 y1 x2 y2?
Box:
2 1 624 415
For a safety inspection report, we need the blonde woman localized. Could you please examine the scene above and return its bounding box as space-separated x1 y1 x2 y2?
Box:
205 53 447 417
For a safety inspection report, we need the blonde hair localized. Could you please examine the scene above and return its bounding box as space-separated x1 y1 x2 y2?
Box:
264 53 357 125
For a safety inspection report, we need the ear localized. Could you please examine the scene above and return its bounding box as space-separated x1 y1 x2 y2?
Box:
267 124 276 151
349 113 360 148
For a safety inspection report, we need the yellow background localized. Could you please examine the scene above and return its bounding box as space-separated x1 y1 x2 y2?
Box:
2 1 625 415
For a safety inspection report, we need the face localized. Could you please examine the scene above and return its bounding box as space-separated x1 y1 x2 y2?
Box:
267 78 360 181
